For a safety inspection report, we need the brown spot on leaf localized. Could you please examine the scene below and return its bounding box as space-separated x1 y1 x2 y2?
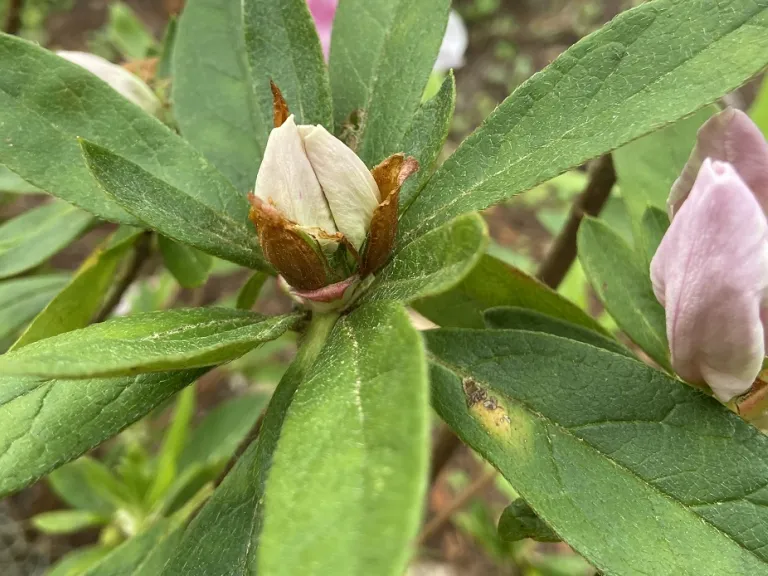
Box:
270 81 290 128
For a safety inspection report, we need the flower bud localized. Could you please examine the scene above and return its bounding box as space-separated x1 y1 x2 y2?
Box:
248 84 418 303
56 51 162 117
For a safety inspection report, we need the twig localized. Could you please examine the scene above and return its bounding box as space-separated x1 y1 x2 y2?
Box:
93 232 153 323
4 0 23 35
418 468 499 544
427 155 617 486
536 154 617 288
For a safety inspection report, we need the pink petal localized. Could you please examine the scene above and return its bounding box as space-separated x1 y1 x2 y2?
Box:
307 0 338 59
651 159 768 401
669 108 768 218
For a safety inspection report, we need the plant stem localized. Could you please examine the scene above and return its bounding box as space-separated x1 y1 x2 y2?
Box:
4 0 23 35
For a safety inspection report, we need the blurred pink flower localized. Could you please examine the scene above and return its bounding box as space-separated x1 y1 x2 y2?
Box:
651 109 768 401
307 0 338 58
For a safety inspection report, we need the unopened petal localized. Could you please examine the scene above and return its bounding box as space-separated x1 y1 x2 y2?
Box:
254 116 337 234
651 159 768 401
669 108 768 218
434 11 468 72
307 0 338 59
300 124 380 250
57 51 161 116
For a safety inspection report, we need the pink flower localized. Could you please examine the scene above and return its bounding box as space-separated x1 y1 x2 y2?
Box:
307 0 338 59
651 109 768 401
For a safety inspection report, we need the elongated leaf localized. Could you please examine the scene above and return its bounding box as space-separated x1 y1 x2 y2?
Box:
0 369 204 497
162 313 338 576
0 274 70 341
0 308 299 379
0 34 247 225
179 393 268 470
0 165 41 194
48 547 111 576
334 0 450 165
483 307 630 357
414 254 604 332
398 72 456 211
577 217 669 369
32 510 107 534
173 0 267 191
258 303 428 576
0 200 93 279
12 227 142 350
363 213 487 303
398 0 768 244
427 329 768 574
48 458 120 515
498 499 559 543
80 140 267 269
158 236 213 289
613 106 714 247
639 205 669 265
85 521 174 576
236 272 268 310
243 0 331 127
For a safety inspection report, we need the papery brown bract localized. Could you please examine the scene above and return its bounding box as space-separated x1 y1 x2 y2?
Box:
270 81 290 128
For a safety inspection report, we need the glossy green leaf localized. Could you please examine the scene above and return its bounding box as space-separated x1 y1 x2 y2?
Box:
0 200 93 279
258 303 428 576
0 369 204 497
236 272 268 310
330 0 450 166
129 524 186 576
577 217 670 369
483 307 630 357
243 0 331 127
498 499 560 543
398 0 768 243
427 329 768 575
85 521 176 576
173 0 267 191
613 106 713 247
179 393 268 470
0 165 41 194
363 213 488 304
0 274 70 341
0 308 300 378
31 510 107 534
398 72 456 211
11 227 142 350
158 236 213 289
0 33 247 225
80 140 267 270
414 254 605 333
162 313 338 576
48 458 121 515
639 205 669 265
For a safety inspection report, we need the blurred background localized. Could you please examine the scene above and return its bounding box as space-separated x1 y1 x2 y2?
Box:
0 1 757 574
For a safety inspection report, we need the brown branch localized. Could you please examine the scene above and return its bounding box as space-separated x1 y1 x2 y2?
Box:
93 232 153 323
4 0 23 35
536 154 617 288
428 154 617 487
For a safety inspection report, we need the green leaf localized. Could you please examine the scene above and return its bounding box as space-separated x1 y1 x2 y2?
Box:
85 520 176 576
48 546 111 576
156 17 177 80
363 213 488 303
48 458 120 515
179 393 268 470
427 329 768 574
638 205 670 265
398 0 768 244
236 272 268 310
158 236 213 289
577 217 669 369
173 0 267 191
0 165 41 194
0 274 70 341
414 254 604 332
0 200 93 279
162 312 338 576
106 2 158 60
0 33 247 225
128 524 186 576
330 0 450 166
243 0 331 127
80 140 267 270
148 386 196 505
483 306 630 357
0 370 204 497
750 75 768 138
258 303 428 576
498 499 560 543
398 72 456 212
31 510 107 534
613 106 713 248
11 227 142 350
0 308 300 379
